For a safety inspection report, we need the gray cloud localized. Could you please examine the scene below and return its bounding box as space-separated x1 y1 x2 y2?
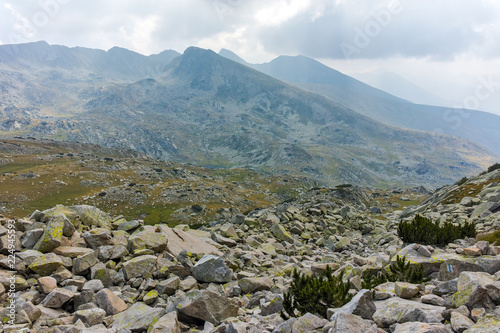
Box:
255 0 500 60
0 0 499 62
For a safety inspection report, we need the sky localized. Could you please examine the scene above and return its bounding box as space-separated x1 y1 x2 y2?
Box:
1 0 500 114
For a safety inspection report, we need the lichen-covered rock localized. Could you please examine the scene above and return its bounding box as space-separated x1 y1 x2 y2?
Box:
28 253 63 276
41 287 74 308
128 225 168 253
72 250 98 274
150 311 181 333
270 223 294 243
449 271 499 309
291 312 329 332
395 282 419 299
327 313 378 333
122 255 157 280
73 308 107 327
32 216 64 253
192 255 232 283
82 228 112 249
95 288 127 315
111 302 164 331
373 297 445 327
42 205 114 229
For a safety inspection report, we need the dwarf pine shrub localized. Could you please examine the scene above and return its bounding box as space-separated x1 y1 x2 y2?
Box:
281 266 352 319
397 214 476 246
362 255 426 290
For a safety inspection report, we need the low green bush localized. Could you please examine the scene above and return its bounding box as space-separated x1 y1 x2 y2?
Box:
281 266 352 319
397 214 476 246
362 255 426 290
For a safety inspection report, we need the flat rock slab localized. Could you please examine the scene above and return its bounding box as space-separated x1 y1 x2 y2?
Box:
373 297 445 327
112 302 164 331
52 246 94 258
158 225 221 257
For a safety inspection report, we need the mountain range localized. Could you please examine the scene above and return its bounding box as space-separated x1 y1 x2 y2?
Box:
0 41 497 187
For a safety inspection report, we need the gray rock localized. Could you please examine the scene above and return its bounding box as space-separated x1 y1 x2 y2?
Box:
270 223 294 243
82 228 112 250
292 312 329 332
433 278 458 295
330 289 376 321
21 228 44 249
150 311 181 333
328 313 378 333
128 225 168 253
420 294 445 307
122 255 157 280
450 311 474 333
32 216 65 253
112 302 164 331
192 255 232 283
392 322 449 333
239 277 274 294
156 276 180 295
373 297 445 327
73 308 107 327
28 253 63 276
261 295 284 316
395 282 419 299
175 290 239 325
95 288 127 315
41 287 74 308
72 250 98 275
450 271 498 309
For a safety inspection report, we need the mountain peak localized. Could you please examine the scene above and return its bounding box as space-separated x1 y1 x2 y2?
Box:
218 49 249 66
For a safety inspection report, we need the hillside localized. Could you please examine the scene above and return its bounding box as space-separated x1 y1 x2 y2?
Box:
0 138 313 224
219 51 500 157
2 161 500 332
0 43 496 187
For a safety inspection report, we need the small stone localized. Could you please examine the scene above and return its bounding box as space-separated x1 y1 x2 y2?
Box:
38 276 58 294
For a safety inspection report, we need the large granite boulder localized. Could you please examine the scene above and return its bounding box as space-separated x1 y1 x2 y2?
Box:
192 255 232 283
174 290 239 325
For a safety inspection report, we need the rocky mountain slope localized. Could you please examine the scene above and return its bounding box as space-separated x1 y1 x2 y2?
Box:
1 166 499 332
219 49 500 157
0 42 496 187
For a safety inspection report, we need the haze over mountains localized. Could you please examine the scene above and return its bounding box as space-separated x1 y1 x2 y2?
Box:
0 41 497 187
218 49 500 157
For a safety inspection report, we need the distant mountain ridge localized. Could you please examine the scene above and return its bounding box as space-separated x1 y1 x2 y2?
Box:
0 42 497 187
218 50 500 156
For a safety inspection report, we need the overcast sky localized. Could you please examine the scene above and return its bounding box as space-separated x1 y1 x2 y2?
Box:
1 0 500 113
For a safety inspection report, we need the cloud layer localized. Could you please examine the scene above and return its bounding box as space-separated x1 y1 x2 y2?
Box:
1 0 499 62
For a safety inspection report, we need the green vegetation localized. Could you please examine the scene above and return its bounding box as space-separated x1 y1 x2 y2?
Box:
281 266 352 319
397 215 476 246
483 163 500 174
362 255 427 290
455 177 468 186
477 230 500 246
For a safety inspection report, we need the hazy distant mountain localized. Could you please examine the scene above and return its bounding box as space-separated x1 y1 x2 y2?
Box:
219 51 500 156
351 70 451 107
0 42 496 187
